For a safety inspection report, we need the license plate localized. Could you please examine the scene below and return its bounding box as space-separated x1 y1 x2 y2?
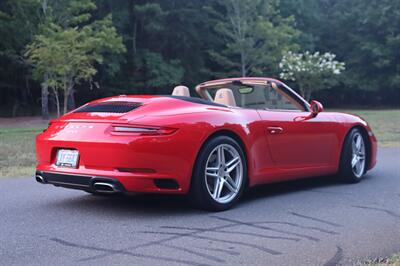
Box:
56 149 79 168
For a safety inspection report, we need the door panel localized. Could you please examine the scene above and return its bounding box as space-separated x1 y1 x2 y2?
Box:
258 110 339 171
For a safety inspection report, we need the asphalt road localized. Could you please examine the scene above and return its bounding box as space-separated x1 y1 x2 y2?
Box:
1 148 399 266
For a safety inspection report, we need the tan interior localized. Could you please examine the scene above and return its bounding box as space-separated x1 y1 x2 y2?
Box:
172 85 190 97
214 88 237 107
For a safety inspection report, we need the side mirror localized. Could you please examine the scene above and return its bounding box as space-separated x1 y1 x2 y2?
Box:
310 100 323 117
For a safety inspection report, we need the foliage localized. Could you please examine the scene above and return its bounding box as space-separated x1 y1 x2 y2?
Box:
25 1 125 115
1 0 400 117
279 51 345 100
320 0 400 92
0 0 41 116
134 50 183 89
210 0 299 77
281 0 400 105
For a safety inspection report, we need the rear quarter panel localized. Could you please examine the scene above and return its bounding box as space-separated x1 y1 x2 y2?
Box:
132 106 269 189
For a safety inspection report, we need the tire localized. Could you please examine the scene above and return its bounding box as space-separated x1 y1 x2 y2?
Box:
189 135 247 211
338 128 368 183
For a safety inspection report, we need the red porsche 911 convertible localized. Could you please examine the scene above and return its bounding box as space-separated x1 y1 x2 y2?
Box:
35 77 377 211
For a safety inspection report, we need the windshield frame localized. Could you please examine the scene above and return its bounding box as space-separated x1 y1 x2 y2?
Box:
195 78 310 112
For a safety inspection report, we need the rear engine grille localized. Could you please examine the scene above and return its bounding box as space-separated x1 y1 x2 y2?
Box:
74 102 142 113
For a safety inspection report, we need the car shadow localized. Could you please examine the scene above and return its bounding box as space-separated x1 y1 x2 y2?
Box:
49 191 198 217
243 175 342 201
47 174 372 216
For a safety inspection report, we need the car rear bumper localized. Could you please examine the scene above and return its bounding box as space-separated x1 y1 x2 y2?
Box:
35 170 182 193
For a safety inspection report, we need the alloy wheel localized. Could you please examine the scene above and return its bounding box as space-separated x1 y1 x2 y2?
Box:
351 132 366 178
204 144 243 204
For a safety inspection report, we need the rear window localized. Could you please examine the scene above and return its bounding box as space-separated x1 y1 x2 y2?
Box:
74 102 142 113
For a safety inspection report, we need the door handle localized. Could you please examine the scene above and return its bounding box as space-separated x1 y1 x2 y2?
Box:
267 126 283 134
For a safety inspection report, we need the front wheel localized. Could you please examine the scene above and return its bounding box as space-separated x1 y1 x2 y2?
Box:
338 128 368 183
190 136 247 211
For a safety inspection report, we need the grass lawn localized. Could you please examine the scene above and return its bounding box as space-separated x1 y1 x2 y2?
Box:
0 128 44 177
0 109 399 178
333 109 400 148
365 253 400 266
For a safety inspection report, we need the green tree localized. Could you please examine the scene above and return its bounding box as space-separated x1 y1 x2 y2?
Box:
281 0 400 105
324 0 400 96
210 0 299 77
0 0 41 116
25 1 125 115
131 3 183 91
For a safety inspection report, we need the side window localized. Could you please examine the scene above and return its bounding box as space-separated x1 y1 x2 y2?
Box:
232 84 304 111
263 83 301 111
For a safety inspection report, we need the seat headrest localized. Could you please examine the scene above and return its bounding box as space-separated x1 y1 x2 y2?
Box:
172 85 190 97
214 88 237 107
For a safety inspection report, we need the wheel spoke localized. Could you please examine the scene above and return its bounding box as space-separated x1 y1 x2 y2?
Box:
352 138 357 153
351 154 358 168
226 156 239 167
212 178 220 198
217 146 225 165
224 175 238 193
355 135 362 151
226 160 240 173
213 178 224 199
206 167 219 178
355 160 362 174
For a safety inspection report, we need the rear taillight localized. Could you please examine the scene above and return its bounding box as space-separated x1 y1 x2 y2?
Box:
112 125 177 136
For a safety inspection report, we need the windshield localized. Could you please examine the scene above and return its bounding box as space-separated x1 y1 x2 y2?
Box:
203 81 306 111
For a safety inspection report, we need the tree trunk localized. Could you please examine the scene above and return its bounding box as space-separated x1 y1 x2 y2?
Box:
63 88 69 115
25 74 33 115
68 89 76 110
133 20 137 56
42 0 48 15
40 5 50 118
51 87 60 117
41 73 50 120
64 77 75 114
12 99 19 117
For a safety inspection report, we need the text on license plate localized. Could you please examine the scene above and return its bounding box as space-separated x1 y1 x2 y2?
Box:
56 149 79 168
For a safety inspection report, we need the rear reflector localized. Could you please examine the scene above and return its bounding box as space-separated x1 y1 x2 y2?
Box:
74 102 142 113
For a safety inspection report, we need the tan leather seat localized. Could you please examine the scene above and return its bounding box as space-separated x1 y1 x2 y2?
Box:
214 88 237 107
172 85 190 97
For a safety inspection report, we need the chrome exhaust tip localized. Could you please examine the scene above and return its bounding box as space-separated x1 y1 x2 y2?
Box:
93 182 119 193
35 175 46 184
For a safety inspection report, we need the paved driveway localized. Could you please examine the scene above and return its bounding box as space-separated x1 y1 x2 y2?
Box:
1 148 399 265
